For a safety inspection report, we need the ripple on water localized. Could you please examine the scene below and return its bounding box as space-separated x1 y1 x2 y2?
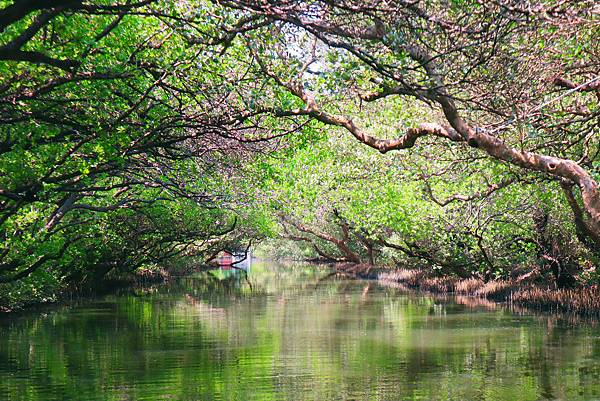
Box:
2 264 600 401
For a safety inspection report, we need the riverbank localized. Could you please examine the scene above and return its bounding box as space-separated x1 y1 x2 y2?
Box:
0 266 173 314
335 263 600 317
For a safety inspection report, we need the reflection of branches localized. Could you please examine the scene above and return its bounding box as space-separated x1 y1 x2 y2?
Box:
313 271 338 290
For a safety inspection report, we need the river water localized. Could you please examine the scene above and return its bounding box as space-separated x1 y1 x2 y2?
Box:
1 262 600 401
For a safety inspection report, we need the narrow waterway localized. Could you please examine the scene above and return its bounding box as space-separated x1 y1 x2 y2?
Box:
1 262 600 401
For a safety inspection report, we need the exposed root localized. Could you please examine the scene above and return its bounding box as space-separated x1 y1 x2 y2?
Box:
511 286 600 315
378 268 600 316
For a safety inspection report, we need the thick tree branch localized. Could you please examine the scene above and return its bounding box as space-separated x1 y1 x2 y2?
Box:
0 49 80 71
0 0 80 32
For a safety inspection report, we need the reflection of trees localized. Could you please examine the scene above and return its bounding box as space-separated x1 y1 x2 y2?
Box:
2 264 600 400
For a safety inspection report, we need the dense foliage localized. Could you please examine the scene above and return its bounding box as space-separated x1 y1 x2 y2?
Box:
1 0 599 308
0 0 281 307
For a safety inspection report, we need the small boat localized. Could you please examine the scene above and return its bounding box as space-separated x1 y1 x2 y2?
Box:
216 250 251 271
218 251 234 269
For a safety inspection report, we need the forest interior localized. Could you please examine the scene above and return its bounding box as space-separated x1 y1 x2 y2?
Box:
1 0 600 313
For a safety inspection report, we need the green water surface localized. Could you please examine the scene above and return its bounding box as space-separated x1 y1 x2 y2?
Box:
1 262 600 401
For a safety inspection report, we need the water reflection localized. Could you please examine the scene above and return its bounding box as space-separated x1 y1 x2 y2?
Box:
1 262 600 400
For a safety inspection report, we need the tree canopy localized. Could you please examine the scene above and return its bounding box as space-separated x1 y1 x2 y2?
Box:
1 0 599 307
